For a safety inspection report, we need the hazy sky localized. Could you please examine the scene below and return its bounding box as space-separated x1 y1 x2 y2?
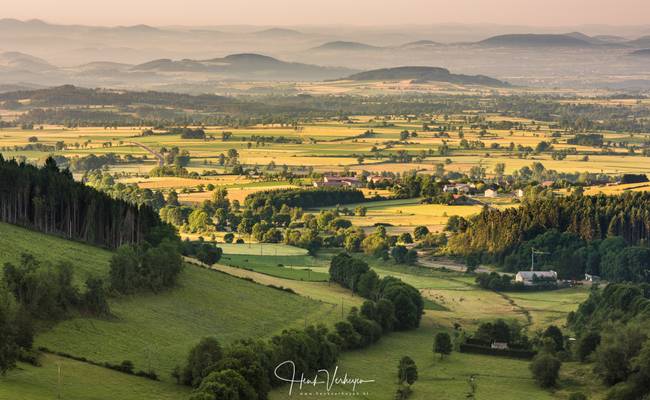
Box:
4 0 650 27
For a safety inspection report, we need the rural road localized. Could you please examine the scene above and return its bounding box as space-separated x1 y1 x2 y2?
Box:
128 141 164 167
416 253 494 274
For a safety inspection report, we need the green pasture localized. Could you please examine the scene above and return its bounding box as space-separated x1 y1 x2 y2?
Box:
0 354 189 400
218 242 308 256
222 253 329 282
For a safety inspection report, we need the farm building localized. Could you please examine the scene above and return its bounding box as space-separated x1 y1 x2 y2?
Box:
515 189 525 198
367 175 393 184
515 270 558 286
443 183 473 194
484 188 498 198
491 342 509 350
585 273 601 283
314 175 362 188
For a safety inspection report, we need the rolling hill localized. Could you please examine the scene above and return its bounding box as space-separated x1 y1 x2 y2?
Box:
0 222 340 383
630 48 650 57
130 53 355 80
311 40 383 51
628 35 650 48
0 51 55 73
478 33 595 47
252 27 304 38
398 39 441 49
0 354 188 400
343 66 509 87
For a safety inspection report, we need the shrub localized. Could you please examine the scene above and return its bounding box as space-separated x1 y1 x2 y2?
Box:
530 353 561 388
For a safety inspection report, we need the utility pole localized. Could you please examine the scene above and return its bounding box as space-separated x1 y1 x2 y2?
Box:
57 362 62 400
531 247 548 271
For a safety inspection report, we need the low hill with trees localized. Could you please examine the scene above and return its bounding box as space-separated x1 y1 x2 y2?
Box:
344 66 509 87
448 192 650 281
477 33 595 47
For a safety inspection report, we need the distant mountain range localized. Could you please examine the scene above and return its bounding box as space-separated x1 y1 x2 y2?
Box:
309 32 650 51
1 19 650 90
343 66 509 87
0 51 356 83
129 53 355 80
0 48 510 90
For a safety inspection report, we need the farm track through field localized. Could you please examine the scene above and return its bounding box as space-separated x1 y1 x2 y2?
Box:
128 142 164 166
493 291 533 327
416 255 494 274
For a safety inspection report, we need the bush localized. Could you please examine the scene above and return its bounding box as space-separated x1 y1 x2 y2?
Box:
182 337 223 387
397 356 418 386
530 353 561 388
119 360 134 374
576 331 601 362
413 226 429 240
110 240 183 294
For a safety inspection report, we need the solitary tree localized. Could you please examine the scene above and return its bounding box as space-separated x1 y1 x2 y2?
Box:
397 356 418 386
413 226 429 241
530 353 561 388
434 332 453 360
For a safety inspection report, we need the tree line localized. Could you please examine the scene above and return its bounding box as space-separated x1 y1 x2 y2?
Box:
0 156 168 249
329 253 423 330
449 192 650 281
567 284 650 400
244 187 365 209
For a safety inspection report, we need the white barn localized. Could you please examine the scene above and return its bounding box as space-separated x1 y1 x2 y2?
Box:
515 270 558 286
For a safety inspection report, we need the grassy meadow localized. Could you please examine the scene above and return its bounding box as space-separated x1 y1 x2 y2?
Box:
0 223 341 384
0 222 113 286
0 354 189 400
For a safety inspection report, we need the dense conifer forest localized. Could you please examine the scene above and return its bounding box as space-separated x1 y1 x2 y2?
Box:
0 155 166 249
449 192 650 281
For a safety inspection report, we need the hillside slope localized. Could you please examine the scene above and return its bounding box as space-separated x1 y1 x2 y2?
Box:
478 33 593 47
0 354 188 400
0 222 339 383
0 222 112 285
344 66 509 87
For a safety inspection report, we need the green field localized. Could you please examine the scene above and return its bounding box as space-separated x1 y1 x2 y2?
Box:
0 354 189 400
222 253 330 281
0 224 340 386
269 326 556 400
218 242 309 256
0 222 113 286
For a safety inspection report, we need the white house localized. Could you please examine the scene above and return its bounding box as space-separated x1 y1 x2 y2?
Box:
443 183 473 194
515 270 558 286
491 342 509 350
585 273 601 283
515 189 525 198
484 188 498 198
